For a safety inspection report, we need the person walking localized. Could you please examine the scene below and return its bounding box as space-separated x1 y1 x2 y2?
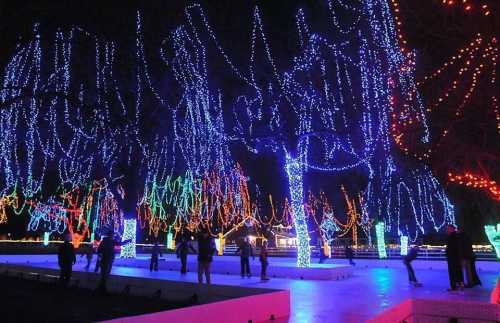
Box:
260 240 270 281
176 235 196 274
197 229 216 284
345 244 355 266
58 234 76 286
403 245 422 287
445 225 464 291
236 236 254 278
96 230 131 294
150 242 162 272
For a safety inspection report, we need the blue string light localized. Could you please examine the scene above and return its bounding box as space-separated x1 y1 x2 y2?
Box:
0 0 458 268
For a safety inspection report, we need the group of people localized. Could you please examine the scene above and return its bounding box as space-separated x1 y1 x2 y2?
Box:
174 231 270 284
57 230 131 293
235 236 270 281
401 225 482 291
58 229 271 292
445 225 481 291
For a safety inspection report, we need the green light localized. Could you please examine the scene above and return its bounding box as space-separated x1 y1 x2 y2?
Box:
485 224 500 258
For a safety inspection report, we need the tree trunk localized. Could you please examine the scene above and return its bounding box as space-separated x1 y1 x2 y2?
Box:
285 154 311 267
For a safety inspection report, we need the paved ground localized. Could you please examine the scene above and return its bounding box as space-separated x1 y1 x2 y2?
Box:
1 255 498 322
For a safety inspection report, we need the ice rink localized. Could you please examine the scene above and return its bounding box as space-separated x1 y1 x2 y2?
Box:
1 254 498 322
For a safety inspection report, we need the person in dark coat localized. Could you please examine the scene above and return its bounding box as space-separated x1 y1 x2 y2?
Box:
236 236 254 278
150 242 163 272
96 231 131 294
260 240 270 281
176 235 196 274
458 230 481 287
58 234 76 286
197 229 216 284
403 245 422 287
445 225 464 291
345 244 355 266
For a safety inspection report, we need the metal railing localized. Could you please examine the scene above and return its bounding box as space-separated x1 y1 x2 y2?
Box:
223 244 498 261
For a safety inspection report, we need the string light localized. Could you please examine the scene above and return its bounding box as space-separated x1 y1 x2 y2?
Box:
0 0 457 267
448 172 499 201
376 222 387 258
484 224 500 258
400 235 408 255
285 154 311 267
120 218 137 258
43 232 50 246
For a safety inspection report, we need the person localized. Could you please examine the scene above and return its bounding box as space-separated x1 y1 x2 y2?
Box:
403 245 422 287
457 229 481 288
58 234 76 286
176 235 196 274
81 244 94 271
236 236 254 278
318 240 328 264
445 225 464 291
96 230 131 294
260 240 270 281
345 244 355 266
150 242 163 272
197 229 216 284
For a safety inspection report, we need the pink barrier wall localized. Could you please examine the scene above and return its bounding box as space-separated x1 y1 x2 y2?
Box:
369 298 500 323
103 289 290 323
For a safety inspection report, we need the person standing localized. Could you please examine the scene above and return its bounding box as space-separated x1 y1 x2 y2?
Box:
58 234 76 286
445 225 464 291
236 236 254 278
197 229 216 284
176 235 196 274
403 245 422 287
260 240 270 281
345 244 355 266
150 242 163 272
457 229 482 287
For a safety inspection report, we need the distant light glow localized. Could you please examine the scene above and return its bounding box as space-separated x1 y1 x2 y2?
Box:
400 235 408 255
376 222 387 258
120 219 136 258
43 232 49 246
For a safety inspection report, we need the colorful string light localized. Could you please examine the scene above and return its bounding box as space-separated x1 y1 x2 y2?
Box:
0 0 459 267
